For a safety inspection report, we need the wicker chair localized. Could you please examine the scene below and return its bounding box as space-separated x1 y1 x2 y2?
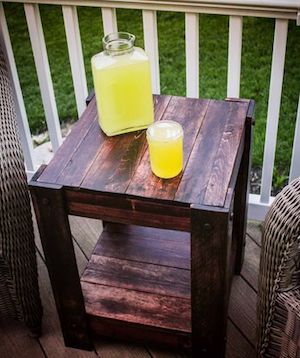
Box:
0 42 42 334
257 177 300 357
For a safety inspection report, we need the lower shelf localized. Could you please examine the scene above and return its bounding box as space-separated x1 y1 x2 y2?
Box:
80 223 192 348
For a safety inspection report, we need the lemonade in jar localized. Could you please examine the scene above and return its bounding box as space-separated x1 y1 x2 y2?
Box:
91 32 154 136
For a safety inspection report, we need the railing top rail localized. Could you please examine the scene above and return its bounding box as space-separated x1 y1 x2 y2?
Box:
3 0 300 20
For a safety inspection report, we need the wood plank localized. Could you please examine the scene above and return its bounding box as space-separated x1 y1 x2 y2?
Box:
191 206 230 357
0 318 44 358
56 118 106 187
147 346 190 358
36 255 97 358
175 100 230 204
82 282 191 333
89 316 191 351
81 95 171 193
228 276 257 347
126 97 209 200
82 255 190 298
30 184 92 350
246 221 262 246
66 190 190 232
203 100 249 207
69 215 103 258
241 236 260 292
38 97 97 184
94 339 151 358
226 320 256 358
93 224 190 269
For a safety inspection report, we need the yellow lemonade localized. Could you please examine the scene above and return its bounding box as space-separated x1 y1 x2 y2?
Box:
91 44 154 136
147 121 183 179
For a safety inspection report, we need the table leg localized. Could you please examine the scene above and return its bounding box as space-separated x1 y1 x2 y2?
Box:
30 183 92 350
191 205 230 357
233 115 253 274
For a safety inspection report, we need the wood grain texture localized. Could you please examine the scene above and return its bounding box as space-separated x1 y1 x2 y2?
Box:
81 95 171 193
82 282 191 332
30 184 92 350
232 104 253 273
56 119 106 187
174 100 235 204
0 318 44 358
36 254 97 358
240 236 260 292
203 100 249 207
191 205 230 357
126 97 209 200
38 97 97 184
226 321 256 358
69 216 103 258
228 276 257 347
82 255 190 299
88 315 191 351
65 190 190 231
94 223 190 269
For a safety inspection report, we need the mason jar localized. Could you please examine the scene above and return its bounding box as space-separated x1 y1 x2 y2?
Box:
91 32 154 136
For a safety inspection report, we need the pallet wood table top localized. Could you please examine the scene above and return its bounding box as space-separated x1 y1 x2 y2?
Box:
37 95 253 230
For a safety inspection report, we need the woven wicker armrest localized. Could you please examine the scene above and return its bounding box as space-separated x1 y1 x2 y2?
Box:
0 42 42 334
257 178 300 357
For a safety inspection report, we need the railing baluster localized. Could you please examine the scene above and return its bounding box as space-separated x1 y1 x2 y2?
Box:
227 15 243 97
0 3 35 174
142 10 160 94
289 94 300 182
185 13 199 98
260 19 288 203
24 3 62 152
62 5 88 117
101 8 118 35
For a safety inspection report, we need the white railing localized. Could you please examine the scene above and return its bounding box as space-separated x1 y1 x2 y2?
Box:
0 0 300 221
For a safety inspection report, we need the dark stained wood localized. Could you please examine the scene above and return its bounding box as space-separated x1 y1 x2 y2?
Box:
126 97 210 200
94 223 190 269
82 255 190 298
191 205 230 357
226 321 256 358
232 101 254 273
82 95 171 193
69 216 102 258
82 282 191 333
88 315 191 351
228 276 257 347
0 318 44 358
30 94 253 355
56 119 106 187
38 97 98 184
94 338 151 358
247 221 262 246
36 253 97 358
29 183 92 350
147 347 190 358
241 235 260 291
203 100 249 207
80 223 191 348
65 190 190 232
0 218 261 357
175 100 245 205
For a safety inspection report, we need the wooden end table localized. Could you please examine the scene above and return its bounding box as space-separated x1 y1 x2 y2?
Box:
30 95 254 357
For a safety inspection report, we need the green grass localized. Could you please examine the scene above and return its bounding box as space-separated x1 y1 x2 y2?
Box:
4 3 300 186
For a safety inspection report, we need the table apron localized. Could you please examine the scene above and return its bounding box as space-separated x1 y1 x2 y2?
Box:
65 189 191 232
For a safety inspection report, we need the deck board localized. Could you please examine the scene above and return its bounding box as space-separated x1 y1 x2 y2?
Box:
0 216 262 357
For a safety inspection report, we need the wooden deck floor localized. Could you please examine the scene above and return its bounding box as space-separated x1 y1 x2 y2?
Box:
0 217 262 358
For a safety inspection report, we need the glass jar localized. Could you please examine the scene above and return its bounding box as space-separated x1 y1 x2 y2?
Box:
91 32 154 136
